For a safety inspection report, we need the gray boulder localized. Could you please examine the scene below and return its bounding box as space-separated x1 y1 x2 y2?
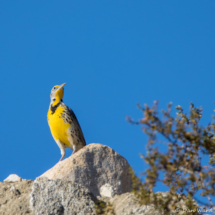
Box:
40 143 132 196
30 177 97 215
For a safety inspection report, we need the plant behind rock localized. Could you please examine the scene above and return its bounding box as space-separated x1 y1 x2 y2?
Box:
127 101 215 215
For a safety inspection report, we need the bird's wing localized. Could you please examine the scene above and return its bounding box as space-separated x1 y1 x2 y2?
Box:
65 105 86 146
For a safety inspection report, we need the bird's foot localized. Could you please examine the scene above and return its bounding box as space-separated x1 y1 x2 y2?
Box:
59 154 65 162
72 150 76 155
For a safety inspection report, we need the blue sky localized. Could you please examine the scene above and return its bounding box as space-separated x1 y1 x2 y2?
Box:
0 0 215 204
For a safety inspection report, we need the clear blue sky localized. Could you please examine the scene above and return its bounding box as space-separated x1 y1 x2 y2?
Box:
0 0 215 204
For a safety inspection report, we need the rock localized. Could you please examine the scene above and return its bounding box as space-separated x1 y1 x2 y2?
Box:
100 183 116 198
4 174 22 182
0 179 34 215
110 193 159 215
0 176 200 215
110 192 201 215
30 177 97 215
40 143 132 196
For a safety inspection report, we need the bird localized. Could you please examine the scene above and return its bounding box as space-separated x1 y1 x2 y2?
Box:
47 83 86 161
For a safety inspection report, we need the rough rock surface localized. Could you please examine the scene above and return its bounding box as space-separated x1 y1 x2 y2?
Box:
0 177 199 215
2 144 195 214
40 143 132 196
110 193 159 215
0 179 34 215
4 174 22 182
30 177 97 215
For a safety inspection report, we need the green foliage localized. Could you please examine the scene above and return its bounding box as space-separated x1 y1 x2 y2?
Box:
128 101 215 214
95 200 115 215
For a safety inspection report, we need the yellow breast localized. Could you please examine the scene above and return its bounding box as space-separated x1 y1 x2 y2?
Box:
47 105 71 147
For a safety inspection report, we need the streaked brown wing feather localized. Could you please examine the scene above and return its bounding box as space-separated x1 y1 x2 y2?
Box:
64 105 86 146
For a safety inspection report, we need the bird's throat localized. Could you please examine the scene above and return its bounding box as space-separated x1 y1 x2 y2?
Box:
50 99 62 114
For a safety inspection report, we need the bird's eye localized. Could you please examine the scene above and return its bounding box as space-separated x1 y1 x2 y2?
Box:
53 87 56 90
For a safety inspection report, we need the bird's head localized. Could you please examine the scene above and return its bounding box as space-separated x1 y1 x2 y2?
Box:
50 83 66 106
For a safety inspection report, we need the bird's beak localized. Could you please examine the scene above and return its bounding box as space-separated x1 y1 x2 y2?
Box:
58 83 66 90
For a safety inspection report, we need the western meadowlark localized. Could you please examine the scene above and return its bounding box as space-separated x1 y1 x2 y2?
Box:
47 83 86 161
